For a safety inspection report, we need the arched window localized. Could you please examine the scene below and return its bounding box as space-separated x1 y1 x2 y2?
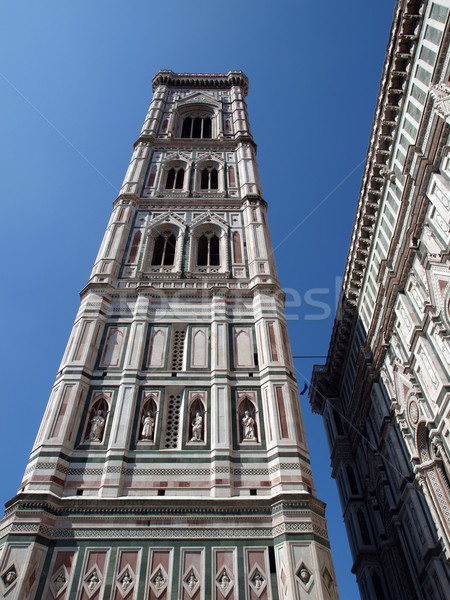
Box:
346 464 359 495
181 116 212 139
333 408 344 435
357 509 371 545
151 232 176 266
165 167 184 190
197 233 220 266
200 168 218 190
371 573 385 600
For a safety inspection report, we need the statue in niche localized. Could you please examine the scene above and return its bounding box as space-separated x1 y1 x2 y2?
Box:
141 411 155 440
191 411 203 441
88 410 105 442
242 410 256 441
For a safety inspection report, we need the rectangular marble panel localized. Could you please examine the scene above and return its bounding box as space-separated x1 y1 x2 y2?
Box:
147 326 168 368
190 326 208 368
146 548 173 600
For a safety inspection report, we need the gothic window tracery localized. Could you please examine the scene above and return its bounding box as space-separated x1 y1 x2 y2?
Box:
181 116 212 139
151 232 176 266
200 167 218 190
346 464 359 495
356 508 372 545
165 167 185 190
197 233 220 266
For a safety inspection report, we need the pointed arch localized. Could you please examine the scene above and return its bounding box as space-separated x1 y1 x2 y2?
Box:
140 394 158 442
85 397 108 443
188 396 206 442
238 395 258 443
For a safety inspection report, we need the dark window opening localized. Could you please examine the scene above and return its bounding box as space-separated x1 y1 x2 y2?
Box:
203 117 212 138
175 169 184 189
181 117 191 138
151 233 176 266
201 168 209 189
210 234 219 265
210 168 218 189
181 116 212 139
346 465 359 495
200 168 219 190
198 235 208 266
192 117 202 138
165 167 184 190
157 489 165 496
268 546 277 574
166 168 175 189
250 488 257 495
197 233 220 267
357 509 371 545
372 573 385 600
333 408 345 435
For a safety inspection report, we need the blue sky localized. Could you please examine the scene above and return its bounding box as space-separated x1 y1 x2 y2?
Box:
0 1 396 596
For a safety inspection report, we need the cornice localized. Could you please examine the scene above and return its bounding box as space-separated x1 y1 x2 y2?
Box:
152 70 249 97
135 134 257 151
4 491 325 519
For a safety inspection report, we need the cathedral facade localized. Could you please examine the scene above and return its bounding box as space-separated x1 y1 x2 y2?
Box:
311 1 450 598
0 72 338 599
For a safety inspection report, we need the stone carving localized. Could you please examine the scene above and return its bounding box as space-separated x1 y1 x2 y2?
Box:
187 572 198 591
242 411 256 441
322 567 333 590
119 570 133 591
248 564 267 597
141 411 155 440
153 571 165 589
183 567 201 598
298 567 311 584
408 400 419 425
219 571 230 590
252 571 263 589
3 569 17 586
88 410 105 442
54 573 66 590
50 565 70 597
149 565 169 598
191 411 203 441
87 570 100 590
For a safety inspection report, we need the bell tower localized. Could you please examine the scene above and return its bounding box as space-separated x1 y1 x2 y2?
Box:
0 71 339 600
